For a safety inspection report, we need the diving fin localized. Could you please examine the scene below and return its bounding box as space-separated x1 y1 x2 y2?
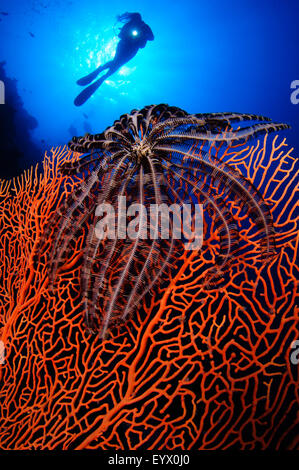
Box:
74 77 105 106
76 65 106 86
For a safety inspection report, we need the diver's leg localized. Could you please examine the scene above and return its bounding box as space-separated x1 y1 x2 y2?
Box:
76 41 139 87
112 42 140 69
74 66 120 106
74 70 111 106
74 45 140 106
76 61 113 86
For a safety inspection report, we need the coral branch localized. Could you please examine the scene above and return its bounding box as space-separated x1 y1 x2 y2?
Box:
0 136 298 450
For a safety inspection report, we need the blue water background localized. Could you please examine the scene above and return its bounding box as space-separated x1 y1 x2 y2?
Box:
1 0 298 169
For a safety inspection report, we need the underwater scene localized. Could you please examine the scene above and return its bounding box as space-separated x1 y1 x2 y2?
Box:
0 0 298 455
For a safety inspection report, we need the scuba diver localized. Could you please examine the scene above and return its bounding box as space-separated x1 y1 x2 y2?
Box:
74 12 154 106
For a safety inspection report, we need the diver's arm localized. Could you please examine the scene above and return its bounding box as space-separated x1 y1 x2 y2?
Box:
118 22 132 39
144 24 154 40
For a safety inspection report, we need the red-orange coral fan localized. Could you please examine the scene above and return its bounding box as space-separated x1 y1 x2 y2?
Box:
0 135 298 450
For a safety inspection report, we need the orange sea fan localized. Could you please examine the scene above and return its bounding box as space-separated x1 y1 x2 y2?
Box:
0 135 298 450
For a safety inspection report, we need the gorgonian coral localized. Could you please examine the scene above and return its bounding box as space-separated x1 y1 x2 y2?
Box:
0 131 297 449
44 104 289 339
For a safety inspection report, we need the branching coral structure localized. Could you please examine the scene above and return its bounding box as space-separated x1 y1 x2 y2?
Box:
0 131 298 450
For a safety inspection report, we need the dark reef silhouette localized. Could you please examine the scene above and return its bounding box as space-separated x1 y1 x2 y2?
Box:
0 62 40 179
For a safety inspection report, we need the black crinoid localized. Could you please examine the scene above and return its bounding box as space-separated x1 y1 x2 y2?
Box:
48 104 289 339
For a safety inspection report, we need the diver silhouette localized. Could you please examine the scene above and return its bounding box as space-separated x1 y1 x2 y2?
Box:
74 12 154 106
